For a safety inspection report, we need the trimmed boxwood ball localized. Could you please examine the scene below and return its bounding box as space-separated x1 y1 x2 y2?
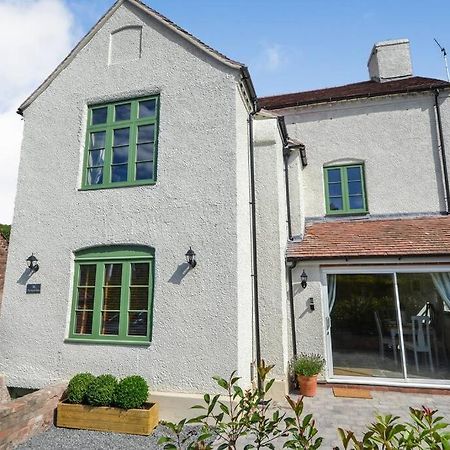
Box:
85 374 118 407
113 375 149 409
66 373 96 404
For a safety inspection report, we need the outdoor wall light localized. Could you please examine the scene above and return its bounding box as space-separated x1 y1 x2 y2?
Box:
26 253 39 273
300 270 308 288
185 247 197 268
299 145 308 167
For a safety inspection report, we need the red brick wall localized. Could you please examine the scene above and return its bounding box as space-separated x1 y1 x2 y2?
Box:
0 235 7 307
0 381 67 450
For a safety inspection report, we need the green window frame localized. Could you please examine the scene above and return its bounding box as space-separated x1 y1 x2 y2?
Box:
67 245 155 345
82 96 159 190
324 164 368 215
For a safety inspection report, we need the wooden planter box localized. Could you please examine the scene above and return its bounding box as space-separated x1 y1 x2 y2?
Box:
56 402 159 435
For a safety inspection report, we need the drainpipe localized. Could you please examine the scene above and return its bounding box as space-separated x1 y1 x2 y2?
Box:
434 89 450 214
278 116 300 359
248 101 262 392
287 261 298 358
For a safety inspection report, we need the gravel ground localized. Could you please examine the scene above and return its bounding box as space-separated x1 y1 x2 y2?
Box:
18 425 199 450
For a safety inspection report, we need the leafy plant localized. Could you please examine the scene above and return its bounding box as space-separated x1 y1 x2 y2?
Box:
85 374 118 407
158 361 322 450
113 375 148 409
66 372 96 404
284 395 323 449
292 354 325 377
158 419 211 450
338 406 450 449
0 224 10 241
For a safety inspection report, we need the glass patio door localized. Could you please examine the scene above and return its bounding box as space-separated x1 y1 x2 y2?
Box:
328 273 404 379
397 273 450 381
328 270 450 383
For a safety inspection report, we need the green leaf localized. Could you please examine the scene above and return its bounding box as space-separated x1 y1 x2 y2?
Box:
219 402 230 415
162 445 178 450
204 393 210 404
157 437 172 444
197 432 213 441
213 376 229 390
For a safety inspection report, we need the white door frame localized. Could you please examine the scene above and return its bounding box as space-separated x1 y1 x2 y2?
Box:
321 264 450 388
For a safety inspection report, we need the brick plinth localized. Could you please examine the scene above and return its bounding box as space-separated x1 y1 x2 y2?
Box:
0 382 67 450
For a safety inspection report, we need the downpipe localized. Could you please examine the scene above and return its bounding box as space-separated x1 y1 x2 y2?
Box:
434 89 450 214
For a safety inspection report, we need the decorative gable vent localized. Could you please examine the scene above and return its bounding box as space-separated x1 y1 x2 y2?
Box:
109 25 142 65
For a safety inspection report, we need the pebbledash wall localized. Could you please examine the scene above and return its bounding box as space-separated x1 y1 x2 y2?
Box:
0 235 7 310
282 90 450 366
0 2 255 393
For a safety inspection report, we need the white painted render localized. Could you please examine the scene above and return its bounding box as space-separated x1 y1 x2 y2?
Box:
0 2 254 392
283 92 450 222
253 117 289 381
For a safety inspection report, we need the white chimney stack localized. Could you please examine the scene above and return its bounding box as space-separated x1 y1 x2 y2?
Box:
368 39 413 83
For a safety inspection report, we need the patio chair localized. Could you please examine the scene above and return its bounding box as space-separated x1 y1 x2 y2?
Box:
403 316 434 373
374 311 397 365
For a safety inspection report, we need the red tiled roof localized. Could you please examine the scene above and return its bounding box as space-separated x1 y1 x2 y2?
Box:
259 77 450 110
287 216 450 260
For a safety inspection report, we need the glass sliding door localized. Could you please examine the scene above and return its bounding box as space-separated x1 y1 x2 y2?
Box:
397 272 450 380
328 269 450 384
329 274 403 379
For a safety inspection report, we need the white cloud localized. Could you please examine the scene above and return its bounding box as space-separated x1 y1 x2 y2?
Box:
0 0 76 223
265 44 283 71
251 42 288 74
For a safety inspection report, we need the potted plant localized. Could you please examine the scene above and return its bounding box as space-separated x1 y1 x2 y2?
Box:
292 353 325 397
57 373 159 435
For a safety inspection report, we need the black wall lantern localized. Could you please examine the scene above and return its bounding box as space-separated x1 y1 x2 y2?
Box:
300 269 308 288
26 253 39 273
185 247 197 268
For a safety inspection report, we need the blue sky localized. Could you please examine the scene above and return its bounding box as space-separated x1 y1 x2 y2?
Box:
66 0 450 96
0 0 449 223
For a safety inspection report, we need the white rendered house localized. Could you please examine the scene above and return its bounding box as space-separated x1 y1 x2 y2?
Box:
1 0 450 409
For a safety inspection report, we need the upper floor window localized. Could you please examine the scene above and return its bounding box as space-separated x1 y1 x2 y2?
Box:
68 245 155 345
324 164 368 215
82 96 159 189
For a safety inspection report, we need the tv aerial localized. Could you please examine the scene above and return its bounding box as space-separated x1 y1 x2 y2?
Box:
434 38 450 82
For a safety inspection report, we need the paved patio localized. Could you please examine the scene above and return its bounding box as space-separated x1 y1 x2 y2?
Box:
294 386 450 448
18 387 450 449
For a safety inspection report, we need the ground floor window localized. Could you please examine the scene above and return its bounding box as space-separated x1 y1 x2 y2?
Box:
327 270 450 382
68 245 155 344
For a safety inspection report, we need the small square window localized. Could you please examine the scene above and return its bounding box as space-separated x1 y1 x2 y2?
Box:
324 164 368 215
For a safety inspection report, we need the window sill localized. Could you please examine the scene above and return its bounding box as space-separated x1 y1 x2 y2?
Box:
64 338 150 346
326 211 369 217
79 180 157 191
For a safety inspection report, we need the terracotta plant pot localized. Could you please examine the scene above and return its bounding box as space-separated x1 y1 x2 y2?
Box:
297 374 318 397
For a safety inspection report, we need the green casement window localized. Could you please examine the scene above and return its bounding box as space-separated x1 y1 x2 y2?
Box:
82 96 159 189
68 246 155 345
324 164 368 215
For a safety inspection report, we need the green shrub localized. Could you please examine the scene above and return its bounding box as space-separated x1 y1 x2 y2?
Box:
85 374 118 406
66 373 96 404
292 353 325 377
113 375 149 409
